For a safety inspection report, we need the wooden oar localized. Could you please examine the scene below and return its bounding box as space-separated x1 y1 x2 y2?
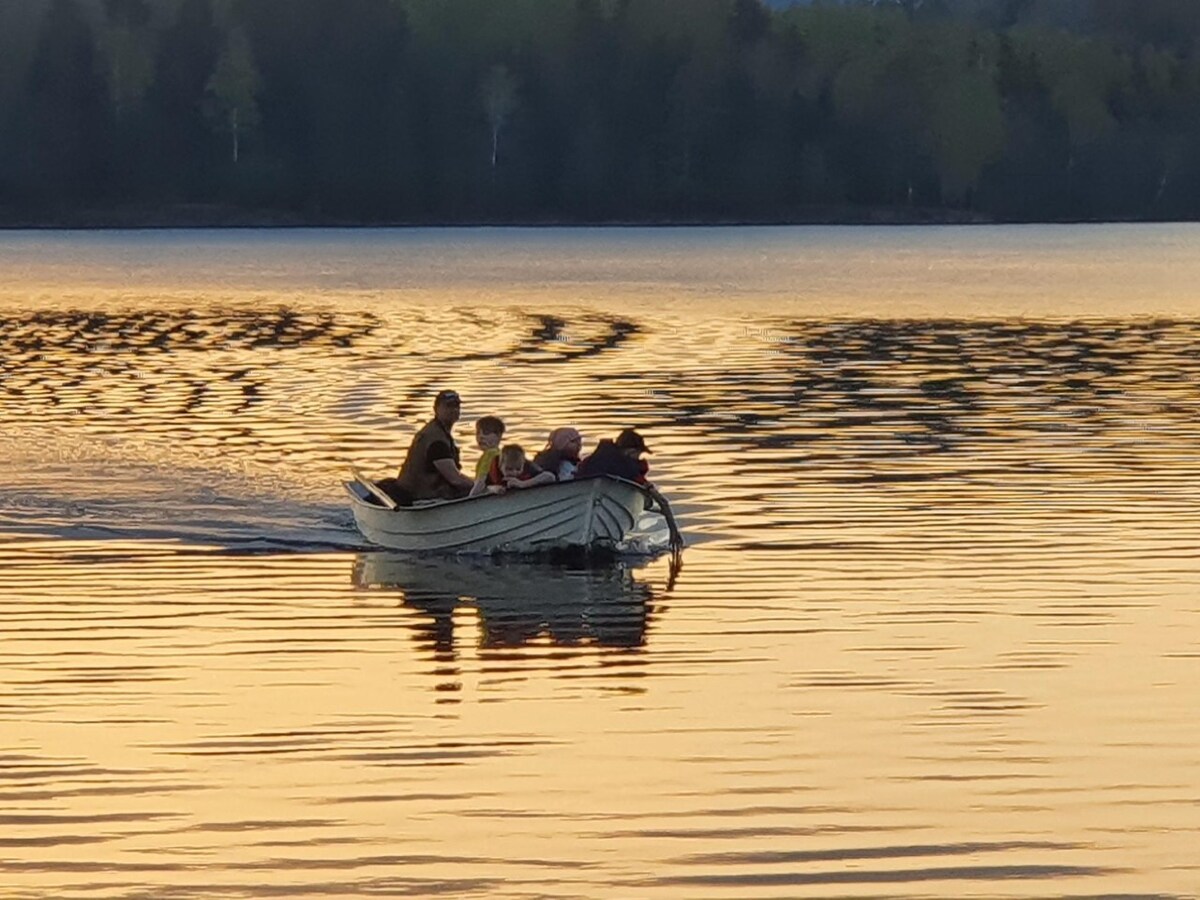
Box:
350 467 398 510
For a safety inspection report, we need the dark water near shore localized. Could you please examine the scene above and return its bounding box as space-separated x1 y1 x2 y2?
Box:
1 226 1198 898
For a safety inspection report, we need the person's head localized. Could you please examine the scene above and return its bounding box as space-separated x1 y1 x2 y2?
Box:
475 415 506 450
498 444 527 479
615 428 651 460
433 390 461 427
546 427 583 458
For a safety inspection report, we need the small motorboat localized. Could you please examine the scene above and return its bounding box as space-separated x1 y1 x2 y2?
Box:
344 473 653 553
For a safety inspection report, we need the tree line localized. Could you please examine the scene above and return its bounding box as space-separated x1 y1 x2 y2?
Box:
2 0 1200 224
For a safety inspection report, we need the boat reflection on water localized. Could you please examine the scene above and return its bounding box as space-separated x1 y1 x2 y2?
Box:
353 553 678 652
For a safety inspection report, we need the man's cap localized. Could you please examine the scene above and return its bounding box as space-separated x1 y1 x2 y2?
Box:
615 428 651 454
434 389 461 406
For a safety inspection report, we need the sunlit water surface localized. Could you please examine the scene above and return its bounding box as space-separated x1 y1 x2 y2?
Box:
1 226 1198 899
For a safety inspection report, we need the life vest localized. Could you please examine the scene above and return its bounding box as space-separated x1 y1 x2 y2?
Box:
396 419 462 500
486 458 538 485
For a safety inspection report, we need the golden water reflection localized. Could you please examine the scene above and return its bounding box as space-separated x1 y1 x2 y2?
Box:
2 538 1195 897
353 553 662 655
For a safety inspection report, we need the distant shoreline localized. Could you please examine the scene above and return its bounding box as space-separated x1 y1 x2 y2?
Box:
2 204 1183 230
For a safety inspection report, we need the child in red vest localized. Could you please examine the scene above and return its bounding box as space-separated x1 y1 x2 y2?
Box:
484 444 555 493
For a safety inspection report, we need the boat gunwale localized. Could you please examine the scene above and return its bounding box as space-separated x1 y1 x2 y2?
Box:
344 475 646 518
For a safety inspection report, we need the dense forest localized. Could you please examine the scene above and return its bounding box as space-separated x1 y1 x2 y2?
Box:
2 0 1200 225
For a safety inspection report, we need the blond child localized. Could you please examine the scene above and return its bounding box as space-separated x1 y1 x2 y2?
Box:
483 444 555 494
467 416 506 497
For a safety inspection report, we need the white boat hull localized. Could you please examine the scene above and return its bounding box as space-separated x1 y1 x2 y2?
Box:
344 476 648 553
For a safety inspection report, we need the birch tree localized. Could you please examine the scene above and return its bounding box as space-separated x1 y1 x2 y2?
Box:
481 64 518 170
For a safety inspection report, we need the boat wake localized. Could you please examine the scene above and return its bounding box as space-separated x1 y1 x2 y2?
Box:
0 471 365 553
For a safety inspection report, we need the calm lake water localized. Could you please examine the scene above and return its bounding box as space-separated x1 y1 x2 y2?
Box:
1 225 1198 899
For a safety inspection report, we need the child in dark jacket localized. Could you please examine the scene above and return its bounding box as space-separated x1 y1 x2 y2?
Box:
576 428 651 484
